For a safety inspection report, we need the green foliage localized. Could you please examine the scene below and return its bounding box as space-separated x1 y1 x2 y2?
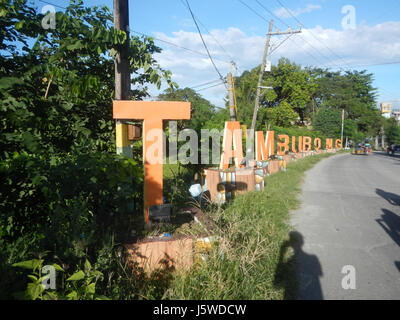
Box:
233 58 380 137
264 101 299 127
12 256 109 300
0 0 174 159
308 68 381 136
385 118 400 145
0 152 144 299
159 87 218 134
0 0 179 300
158 87 226 175
313 108 342 137
234 58 315 129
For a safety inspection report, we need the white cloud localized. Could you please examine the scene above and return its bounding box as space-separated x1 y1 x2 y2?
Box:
147 21 400 107
274 4 322 19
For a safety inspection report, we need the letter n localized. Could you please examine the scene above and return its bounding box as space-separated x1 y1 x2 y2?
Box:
326 138 333 149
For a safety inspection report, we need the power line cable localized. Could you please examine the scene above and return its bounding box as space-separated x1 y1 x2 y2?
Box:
237 0 271 25
253 0 289 28
131 30 230 65
239 0 327 67
183 0 227 86
195 82 226 92
252 0 346 70
190 79 225 89
38 0 67 10
274 0 353 71
179 0 234 62
344 60 400 69
269 33 294 55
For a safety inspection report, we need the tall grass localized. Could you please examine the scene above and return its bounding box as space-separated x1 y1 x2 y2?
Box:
165 153 336 300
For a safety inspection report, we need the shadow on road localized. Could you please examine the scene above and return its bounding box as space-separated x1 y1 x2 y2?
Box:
376 188 400 206
372 152 400 161
376 208 400 247
274 231 323 300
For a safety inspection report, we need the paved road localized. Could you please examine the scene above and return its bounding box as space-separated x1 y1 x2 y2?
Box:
291 152 400 299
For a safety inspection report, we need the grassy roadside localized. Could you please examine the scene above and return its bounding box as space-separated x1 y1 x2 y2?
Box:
164 152 342 300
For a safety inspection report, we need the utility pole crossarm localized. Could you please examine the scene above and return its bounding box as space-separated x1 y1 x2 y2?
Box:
268 30 301 36
250 20 302 131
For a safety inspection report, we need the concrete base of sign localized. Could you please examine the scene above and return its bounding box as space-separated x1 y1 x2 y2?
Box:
125 237 194 273
203 149 337 203
124 236 216 273
204 167 256 203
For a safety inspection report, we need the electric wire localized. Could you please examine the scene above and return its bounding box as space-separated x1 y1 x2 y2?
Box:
195 82 226 92
179 0 234 62
190 79 226 89
184 0 227 87
274 0 352 70
39 0 67 10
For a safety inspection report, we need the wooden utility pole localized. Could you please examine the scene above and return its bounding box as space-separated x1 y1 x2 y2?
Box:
250 20 274 131
114 0 132 157
227 62 237 121
227 72 236 121
114 0 130 100
341 108 344 148
250 20 301 131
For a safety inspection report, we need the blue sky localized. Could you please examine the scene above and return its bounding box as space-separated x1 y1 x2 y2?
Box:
34 0 400 109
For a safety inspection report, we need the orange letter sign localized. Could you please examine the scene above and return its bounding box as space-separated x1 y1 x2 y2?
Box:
220 121 243 170
303 136 312 151
277 134 290 155
314 138 321 151
255 130 275 160
113 101 191 223
326 138 333 150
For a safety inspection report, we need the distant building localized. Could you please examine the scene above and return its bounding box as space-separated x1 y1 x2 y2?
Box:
392 109 400 123
381 102 392 119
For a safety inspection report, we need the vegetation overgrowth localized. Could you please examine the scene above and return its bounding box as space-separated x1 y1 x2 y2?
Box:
1 0 398 300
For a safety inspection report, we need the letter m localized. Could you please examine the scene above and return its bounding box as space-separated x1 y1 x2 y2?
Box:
256 130 274 160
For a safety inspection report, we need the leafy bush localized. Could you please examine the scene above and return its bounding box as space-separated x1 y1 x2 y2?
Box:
0 151 143 299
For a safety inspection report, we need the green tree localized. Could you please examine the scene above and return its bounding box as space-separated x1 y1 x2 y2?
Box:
263 101 298 127
0 0 174 159
308 67 381 136
158 87 218 133
0 0 176 300
385 118 400 145
233 58 315 129
313 108 341 137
